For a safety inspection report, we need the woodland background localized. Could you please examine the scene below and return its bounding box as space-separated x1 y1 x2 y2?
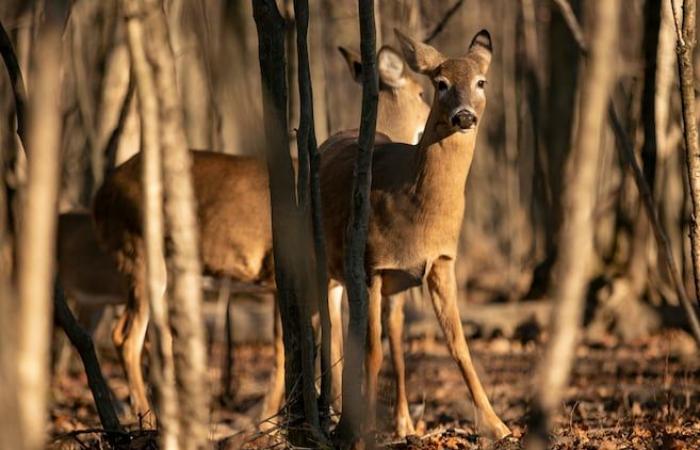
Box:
1 0 700 449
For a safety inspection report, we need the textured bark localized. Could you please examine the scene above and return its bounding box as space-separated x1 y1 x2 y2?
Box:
335 0 378 444
526 1 620 448
293 0 332 431
16 5 65 448
252 1 325 445
140 1 209 447
122 1 179 448
677 0 700 307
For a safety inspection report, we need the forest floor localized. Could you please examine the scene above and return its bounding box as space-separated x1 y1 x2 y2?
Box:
48 330 700 449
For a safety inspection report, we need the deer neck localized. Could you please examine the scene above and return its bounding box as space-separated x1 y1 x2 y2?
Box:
413 111 477 209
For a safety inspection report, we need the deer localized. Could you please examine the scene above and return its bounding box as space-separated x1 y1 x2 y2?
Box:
90 44 429 424
318 30 511 439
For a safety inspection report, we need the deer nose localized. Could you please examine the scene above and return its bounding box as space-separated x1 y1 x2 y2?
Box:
451 109 477 129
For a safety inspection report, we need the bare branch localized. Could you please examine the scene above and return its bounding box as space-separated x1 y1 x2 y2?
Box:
552 0 588 53
424 0 464 44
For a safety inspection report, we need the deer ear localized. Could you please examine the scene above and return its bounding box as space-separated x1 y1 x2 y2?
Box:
338 46 363 83
468 30 492 72
394 29 444 74
377 46 406 88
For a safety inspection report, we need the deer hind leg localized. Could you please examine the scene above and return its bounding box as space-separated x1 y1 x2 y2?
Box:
328 282 344 413
386 292 414 437
114 269 152 424
426 257 511 439
259 297 285 429
364 274 384 432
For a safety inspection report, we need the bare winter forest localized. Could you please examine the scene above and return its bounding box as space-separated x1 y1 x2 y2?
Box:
2 0 700 449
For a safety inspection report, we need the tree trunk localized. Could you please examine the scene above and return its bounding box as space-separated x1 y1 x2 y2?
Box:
677 0 700 305
627 0 661 295
122 1 179 447
252 1 326 445
16 4 65 449
335 0 378 445
526 1 620 448
293 0 332 432
142 1 210 447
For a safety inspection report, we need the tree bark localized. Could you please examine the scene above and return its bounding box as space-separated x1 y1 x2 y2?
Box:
16 4 66 448
140 1 210 447
122 1 180 448
252 1 326 445
293 0 332 431
676 0 700 306
336 0 378 445
526 1 620 448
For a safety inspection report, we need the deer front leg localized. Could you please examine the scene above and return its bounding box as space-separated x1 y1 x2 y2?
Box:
364 274 384 432
386 292 414 437
114 277 151 424
426 257 511 439
328 282 344 413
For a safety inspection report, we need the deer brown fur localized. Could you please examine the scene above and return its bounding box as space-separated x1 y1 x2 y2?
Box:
90 46 429 424
318 29 511 439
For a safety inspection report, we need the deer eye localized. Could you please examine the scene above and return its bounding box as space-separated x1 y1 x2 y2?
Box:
436 79 448 92
476 79 487 89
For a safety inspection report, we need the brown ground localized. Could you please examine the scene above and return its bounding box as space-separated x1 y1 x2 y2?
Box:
48 330 700 449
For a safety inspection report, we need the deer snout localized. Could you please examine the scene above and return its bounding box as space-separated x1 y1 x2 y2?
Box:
450 108 477 130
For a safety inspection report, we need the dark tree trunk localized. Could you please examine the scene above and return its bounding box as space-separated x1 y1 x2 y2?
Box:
335 0 378 445
252 1 326 444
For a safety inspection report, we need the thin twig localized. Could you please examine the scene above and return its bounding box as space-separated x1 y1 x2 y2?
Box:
670 0 685 46
552 0 588 53
424 0 464 44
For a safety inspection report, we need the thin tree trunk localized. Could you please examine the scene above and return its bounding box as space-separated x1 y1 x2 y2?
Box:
16 4 65 448
336 0 378 445
526 2 620 449
122 1 179 448
53 282 124 436
253 1 326 445
676 0 700 305
293 0 332 432
140 1 210 447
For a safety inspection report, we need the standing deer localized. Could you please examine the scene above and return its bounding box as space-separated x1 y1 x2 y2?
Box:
90 45 429 422
319 30 511 438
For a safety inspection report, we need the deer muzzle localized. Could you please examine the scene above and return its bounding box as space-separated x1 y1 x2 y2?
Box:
451 109 477 130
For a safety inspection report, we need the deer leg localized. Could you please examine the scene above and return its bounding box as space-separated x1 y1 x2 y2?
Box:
426 257 510 439
364 274 383 432
259 298 285 428
328 282 344 413
386 292 414 437
115 273 151 423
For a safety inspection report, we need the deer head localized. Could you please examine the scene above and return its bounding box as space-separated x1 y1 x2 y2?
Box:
339 45 429 144
395 29 492 141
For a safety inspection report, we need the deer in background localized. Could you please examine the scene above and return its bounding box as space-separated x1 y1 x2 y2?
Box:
88 45 429 423
319 29 511 438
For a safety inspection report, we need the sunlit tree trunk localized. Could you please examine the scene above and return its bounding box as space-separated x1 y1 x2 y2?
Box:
676 0 700 304
122 1 179 448
526 1 620 448
16 4 65 449
144 1 209 447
